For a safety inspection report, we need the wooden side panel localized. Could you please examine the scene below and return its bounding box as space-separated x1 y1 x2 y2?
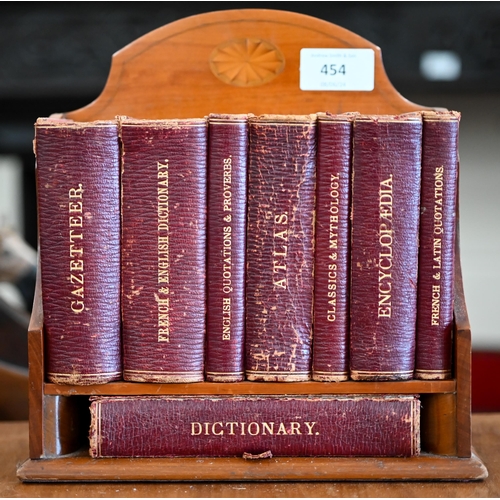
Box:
421 393 457 455
42 396 89 458
454 198 472 458
28 263 43 459
454 270 472 457
28 328 43 459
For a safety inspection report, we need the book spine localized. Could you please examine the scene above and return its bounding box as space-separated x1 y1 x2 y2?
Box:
350 114 423 381
415 111 460 380
245 114 317 382
205 114 248 382
89 394 420 458
34 118 121 385
312 113 355 382
120 118 207 383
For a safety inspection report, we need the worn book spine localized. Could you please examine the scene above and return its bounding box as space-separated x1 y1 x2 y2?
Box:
34 117 121 385
120 117 207 383
205 114 249 382
415 110 460 380
89 394 420 458
245 114 317 382
312 112 355 382
350 113 423 381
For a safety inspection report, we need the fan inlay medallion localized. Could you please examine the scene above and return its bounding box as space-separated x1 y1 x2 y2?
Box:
209 38 285 87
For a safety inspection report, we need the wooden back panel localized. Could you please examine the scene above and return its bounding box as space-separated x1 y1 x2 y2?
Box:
63 8 430 121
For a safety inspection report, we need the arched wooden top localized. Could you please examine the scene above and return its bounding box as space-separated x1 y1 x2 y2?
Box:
64 9 430 121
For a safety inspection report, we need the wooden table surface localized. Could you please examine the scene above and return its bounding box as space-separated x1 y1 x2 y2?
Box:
2 413 499 497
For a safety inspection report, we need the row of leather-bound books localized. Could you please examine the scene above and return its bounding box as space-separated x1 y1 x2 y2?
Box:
34 109 460 387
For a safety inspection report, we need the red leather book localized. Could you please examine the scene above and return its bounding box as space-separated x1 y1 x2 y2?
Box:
89 394 420 458
245 114 316 382
34 117 121 385
120 117 207 383
205 114 249 382
415 110 461 380
312 112 356 382
350 113 423 381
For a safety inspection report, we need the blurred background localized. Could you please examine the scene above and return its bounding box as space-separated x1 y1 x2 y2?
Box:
0 2 498 418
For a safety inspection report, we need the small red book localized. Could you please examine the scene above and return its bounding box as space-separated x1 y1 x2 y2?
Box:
415 110 460 380
35 117 121 385
350 113 423 381
120 117 207 383
245 114 317 382
89 394 420 458
312 112 356 382
205 114 249 382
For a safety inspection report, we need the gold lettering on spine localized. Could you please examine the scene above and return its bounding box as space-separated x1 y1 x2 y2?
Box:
189 420 319 436
378 175 393 318
69 184 84 313
431 166 445 325
157 160 170 342
273 212 289 289
327 174 340 322
222 156 232 340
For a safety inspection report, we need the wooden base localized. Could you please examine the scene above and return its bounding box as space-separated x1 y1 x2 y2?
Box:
17 450 487 482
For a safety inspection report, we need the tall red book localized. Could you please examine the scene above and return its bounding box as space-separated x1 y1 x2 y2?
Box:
245 114 316 382
120 117 207 383
34 117 121 385
89 394 420 458
312 112 355 382
350 113 423 381
205 114 249 382
415 110 461 380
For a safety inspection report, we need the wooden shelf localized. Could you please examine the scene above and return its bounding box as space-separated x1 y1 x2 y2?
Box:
18 8 487 482
44 379 456 396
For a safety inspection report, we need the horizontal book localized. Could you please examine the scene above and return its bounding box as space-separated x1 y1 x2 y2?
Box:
89 394 420 458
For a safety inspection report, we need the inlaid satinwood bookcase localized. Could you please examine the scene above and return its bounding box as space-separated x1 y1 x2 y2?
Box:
17 8 487 482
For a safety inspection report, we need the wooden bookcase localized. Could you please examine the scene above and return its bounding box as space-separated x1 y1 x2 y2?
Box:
17 9 488 482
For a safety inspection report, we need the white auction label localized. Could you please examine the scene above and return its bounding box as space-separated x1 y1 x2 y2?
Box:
300 48 375 91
